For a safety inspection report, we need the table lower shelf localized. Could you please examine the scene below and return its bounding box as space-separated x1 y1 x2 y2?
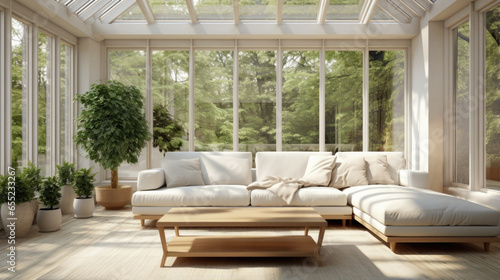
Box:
165 235 318 257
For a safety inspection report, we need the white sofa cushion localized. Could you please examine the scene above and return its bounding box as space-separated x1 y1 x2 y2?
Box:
250 187 347 206
364 155 395 185
330 156 368 188
302 155 337 187
161 158 205 188
131 185 251 207
137 168 165 191
336 152 405 184
344 185 500 226
164 152 252 186
201 154 252 185
256 152 332 181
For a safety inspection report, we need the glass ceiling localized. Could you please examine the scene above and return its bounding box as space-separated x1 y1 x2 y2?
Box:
60 0 438 24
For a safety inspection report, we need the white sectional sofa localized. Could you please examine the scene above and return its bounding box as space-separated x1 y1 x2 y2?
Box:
131 151 500 251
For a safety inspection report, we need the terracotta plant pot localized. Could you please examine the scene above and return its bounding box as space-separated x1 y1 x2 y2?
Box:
60 184 77 214
1 201 36 237
73 198 95 218
37 208 62 232
95 185 132 210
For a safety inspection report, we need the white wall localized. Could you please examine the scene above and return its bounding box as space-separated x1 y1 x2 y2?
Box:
411 19 446 192
77 37 104 181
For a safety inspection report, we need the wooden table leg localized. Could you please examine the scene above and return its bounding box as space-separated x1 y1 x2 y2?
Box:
304 226 309 236
158 226 168 267
174 226 180 237
314 226 326 266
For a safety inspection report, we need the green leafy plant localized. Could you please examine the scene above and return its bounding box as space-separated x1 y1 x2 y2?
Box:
0 162 40 205
153 104 184 156
56 160 75 185
39 176 62 210
74 80 151 189
73 168 96 199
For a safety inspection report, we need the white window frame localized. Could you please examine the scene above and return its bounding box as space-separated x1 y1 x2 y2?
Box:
445 0 500 193
104 39 410 180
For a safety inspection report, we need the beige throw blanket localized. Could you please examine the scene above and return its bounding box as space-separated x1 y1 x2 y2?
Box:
247 176 309 204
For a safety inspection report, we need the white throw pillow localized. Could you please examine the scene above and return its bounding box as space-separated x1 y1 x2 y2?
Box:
202 155 252 185
330 156 368 188
365 155 395 185
302 155 337 187
137 169 165 191
161 158 205 188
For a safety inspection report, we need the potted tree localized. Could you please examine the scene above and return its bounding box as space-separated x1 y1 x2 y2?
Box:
153 104 184 156
73 167 96 218
57 160 76 214
37 176 62 232
0 162 41 237
74 80 151 209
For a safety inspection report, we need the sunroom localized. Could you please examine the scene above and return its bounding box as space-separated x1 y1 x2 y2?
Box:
1 0 500 278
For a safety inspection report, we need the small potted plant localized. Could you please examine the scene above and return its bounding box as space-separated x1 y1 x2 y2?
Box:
74 80 151 209
73 167 96 218
57 160 76 214
0 162 41 237
37 176 62 232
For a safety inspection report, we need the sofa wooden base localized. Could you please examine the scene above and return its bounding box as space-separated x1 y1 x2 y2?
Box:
134 213 352 227
354 215 499 252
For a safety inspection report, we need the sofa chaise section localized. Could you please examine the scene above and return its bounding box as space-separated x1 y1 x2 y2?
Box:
344 185 500 252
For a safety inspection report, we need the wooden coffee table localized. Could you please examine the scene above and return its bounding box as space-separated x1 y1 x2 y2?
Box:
156 207 328 267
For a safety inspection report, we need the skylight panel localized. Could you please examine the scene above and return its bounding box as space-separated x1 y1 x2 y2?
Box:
239 0 277 21
194 0 233 20
326 0 365 21
149 0 191 20
282 0 320 21
371 6 394 21
115 3 146 21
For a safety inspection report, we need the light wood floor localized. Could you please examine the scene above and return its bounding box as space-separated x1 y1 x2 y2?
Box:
1 206 500 280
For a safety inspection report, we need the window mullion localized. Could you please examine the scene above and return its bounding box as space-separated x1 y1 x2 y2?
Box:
319 41 325 152
276 40 283 152
189 40 195 151
233 40 239 151
30 24 38 166
362 45 369 152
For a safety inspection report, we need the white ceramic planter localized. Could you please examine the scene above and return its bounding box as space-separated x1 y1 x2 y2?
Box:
1 201 36 237
73 198 94 218
60 184 77 214
37 208 62 232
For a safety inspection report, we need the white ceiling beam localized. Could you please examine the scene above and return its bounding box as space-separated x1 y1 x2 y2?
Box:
389 0 416 18
79 0 110 21
100 0 136 24
397 0 426 17
16 0 93 38
93 21 419 39
277 0 283 25
379 0 411 23
185 0 198 24
360 0 379 24
413 0 431 12
233 0 239 25
317 0 329 24
137 0 155 24
68 0 91 14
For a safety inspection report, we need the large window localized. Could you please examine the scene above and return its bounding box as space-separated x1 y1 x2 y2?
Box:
454 22 470 185
194 50 234 151
238 51 277 155
11 18 28 169
486 5 500 190
282 50 320 151
325 50 363 152
105 43 408 179
109 50 147 178
369 50 405 152
37 32 52 176
151 50 189 168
